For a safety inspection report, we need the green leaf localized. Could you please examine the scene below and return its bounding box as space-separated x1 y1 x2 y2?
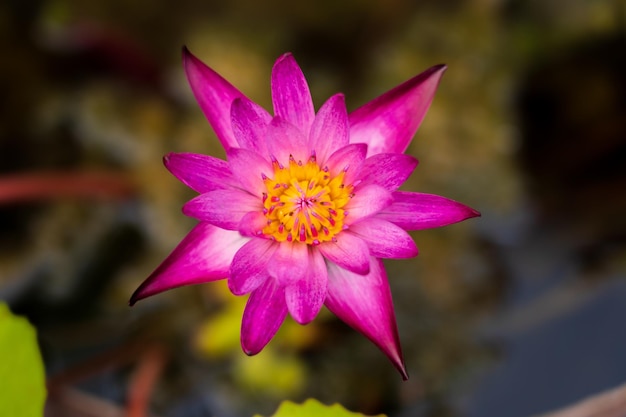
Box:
254 399 387 417
0 303 46 417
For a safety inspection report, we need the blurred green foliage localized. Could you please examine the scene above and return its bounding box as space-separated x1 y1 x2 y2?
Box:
0 303 46 417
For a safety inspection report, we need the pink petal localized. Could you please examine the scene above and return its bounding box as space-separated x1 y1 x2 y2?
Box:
268 242 309 286
129 223 246 305
241 277 288 355
183 47 245 150
163 152 239 193
344 184 394 224
238 211 269 238
266 116 309 165
271 53 315 135
229 238 278 295
325 257 407 379
356 153 418 191
285 247 328 324
348 218 418 259
182 189 260 230
308 93 349 164
324 143 367 186
318 232 370 275
230 97 272 155
377 191 481 231
349 64 446 157
226 147 272 195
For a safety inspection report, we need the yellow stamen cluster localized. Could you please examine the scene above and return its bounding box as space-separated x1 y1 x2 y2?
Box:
261 153 353 245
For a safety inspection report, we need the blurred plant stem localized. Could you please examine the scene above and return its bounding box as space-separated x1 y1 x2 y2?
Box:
47 341 167 417
0 171 136 203
126 345 168 417
533 381 626 417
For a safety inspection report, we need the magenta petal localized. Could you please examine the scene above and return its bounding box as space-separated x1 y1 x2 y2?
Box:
266 116 309 165
241 277 288 355
229 238 277 295
238 211 269 238
271 53 315 135
182 189 260 230
349 64 446 157
130 223 246 305
325 257 407 379
285 247 328 324
268 242 309 286
345 184 393 224
183 47 245 150
226 147 272 195
356 153 418 191
348 218 418 259
164 152 239 193
377 191 481 231
308 93 349 164
318 232 370 275
231 97 271 155
324 143 368 185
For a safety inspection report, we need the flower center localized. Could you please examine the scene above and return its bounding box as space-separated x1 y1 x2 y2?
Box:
261 152 353 245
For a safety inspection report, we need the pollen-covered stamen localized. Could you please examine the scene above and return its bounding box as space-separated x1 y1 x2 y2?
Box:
261 151 354 244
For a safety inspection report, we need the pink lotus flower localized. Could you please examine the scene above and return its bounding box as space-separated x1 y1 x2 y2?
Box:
130 48 479 379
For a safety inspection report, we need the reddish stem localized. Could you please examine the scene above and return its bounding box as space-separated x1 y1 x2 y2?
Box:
126 345 168 417
0 171 136 204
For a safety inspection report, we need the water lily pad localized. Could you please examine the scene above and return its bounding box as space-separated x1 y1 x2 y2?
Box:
254 398 386 417
0 303 46 417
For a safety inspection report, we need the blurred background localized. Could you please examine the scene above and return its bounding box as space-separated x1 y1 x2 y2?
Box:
0 0 625 416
